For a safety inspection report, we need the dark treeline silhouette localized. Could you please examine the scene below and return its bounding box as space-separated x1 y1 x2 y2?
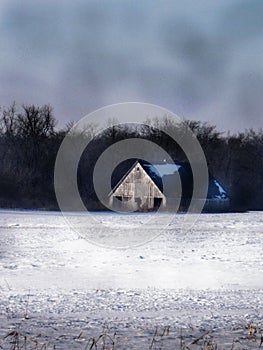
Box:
0 103 262 211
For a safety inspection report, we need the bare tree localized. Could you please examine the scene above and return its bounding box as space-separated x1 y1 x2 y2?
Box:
0 102 18 136
17 104 56 138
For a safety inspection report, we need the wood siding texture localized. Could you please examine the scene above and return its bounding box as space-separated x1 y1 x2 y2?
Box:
110 162 165 211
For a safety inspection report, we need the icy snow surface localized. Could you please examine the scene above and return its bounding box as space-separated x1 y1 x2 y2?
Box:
213 179 228 199
144 163 181 178
0 210 262 349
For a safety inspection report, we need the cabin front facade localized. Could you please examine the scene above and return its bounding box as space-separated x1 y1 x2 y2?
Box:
109 160 229 212
109 162 166 211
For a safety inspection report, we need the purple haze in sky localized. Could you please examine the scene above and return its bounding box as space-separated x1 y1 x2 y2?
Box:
0 0 263 132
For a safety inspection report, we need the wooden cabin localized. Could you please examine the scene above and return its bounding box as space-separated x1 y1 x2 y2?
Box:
108 160 229 212
109 161 166 211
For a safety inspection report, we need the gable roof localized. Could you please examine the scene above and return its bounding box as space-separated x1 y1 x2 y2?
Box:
110 161 164 198
110 160 140 196
111 159 228 200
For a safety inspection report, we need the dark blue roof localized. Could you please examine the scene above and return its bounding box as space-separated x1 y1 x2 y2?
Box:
142 162 228 199
111 159 228 200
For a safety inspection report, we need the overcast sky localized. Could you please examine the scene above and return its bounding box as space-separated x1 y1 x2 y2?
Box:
0 0 263 133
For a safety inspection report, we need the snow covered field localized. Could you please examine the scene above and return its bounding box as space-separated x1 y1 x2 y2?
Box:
0 210 262 349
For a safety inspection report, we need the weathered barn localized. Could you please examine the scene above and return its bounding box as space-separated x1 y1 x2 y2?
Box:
109 160 229 212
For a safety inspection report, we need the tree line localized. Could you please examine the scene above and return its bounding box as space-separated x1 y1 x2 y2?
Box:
0 103 262 211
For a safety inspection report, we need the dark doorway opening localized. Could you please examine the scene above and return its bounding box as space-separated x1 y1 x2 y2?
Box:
154 198 162 209
135 197 142 207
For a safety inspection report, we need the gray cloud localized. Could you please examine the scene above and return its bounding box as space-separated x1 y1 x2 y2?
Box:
220 0 263 44
0 0 262 132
